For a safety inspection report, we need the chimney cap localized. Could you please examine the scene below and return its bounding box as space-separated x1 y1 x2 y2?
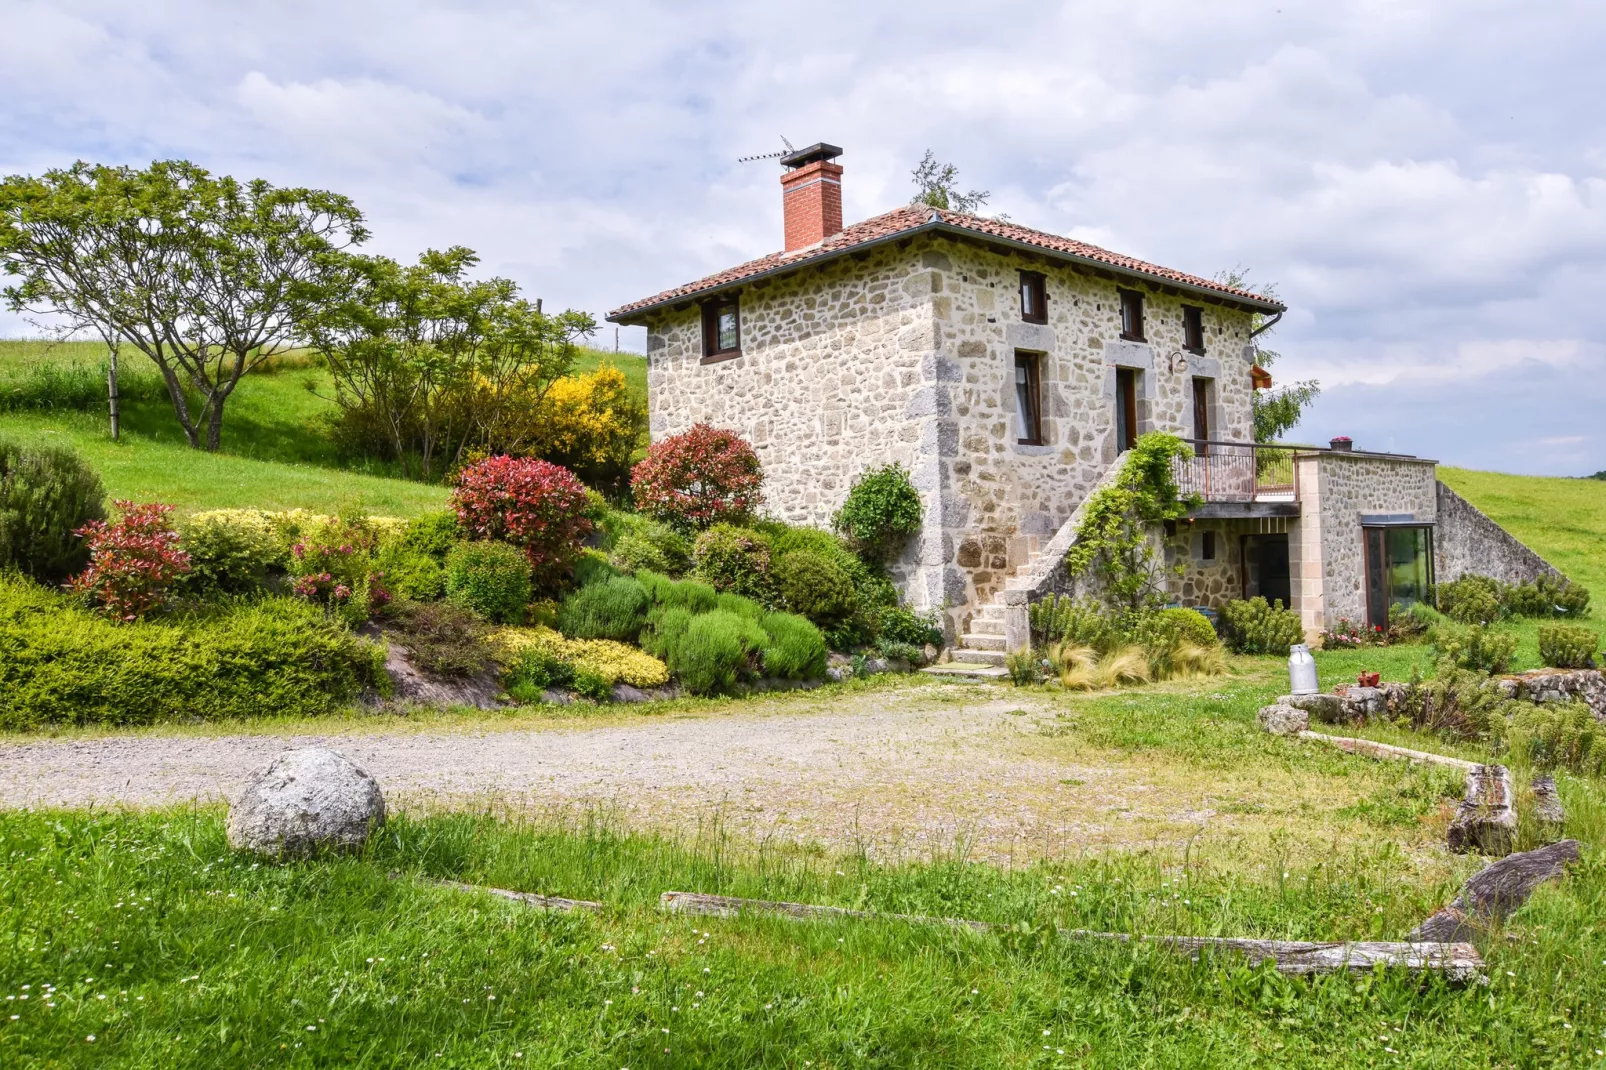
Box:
780 142 844 169
1329 436 1354 452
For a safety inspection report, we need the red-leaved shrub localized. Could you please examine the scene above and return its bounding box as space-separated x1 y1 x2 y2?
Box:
631 423 764 530
451 455 593 573
70 501 191 621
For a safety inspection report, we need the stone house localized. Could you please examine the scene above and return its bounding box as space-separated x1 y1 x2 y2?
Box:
608 143 1556 666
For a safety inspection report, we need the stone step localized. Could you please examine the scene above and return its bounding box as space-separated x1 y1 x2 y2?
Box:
967 617 1004 636
960 633 1007 651
974 603 1006 618
921 664 1010 681
948 647 1007 667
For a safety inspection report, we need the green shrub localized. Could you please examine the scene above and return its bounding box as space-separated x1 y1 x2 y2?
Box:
504 645 574 703
385 600 490 678
639 571 719 614
1028 594 1119 652
833 463 923 565
1432 622 1519 674
640 605 694 665
398 510 461 562
1509 572 1591 619
673 610 767 695
556 575 650 642
179 511 283 596
444 542 531 624
1437 574 1506 625
376 546 446 602
1222 597 1304 655
572 550 620 589
571 666 615 702
1387 601 1439 644
1507 701 1605 775
875 605 944 649
1397 659 1524 741
600 509 692 577
759 612 828 679
610 532 677 576
773 549 858 623
1005 649 1045 687
715 592 765 620
875 639 925 664
0 439 106 582
1137 607 1217 648
1538 623 1599 669
692 524 774 603
0 575 386 729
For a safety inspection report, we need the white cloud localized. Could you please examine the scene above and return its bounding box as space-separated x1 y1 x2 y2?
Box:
1 0 1604 474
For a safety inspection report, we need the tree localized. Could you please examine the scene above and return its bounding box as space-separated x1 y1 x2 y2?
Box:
303 246 595 481
910 150 990 214
0 160 366 450
1215 268 1320 443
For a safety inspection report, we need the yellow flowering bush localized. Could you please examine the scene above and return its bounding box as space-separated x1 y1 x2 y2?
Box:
497 365 647 492
495 625 669 688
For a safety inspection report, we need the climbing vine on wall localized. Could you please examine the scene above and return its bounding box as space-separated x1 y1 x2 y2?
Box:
1064 432 1199 613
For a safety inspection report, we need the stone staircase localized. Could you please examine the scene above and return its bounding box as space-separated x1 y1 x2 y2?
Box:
922 452 1134 682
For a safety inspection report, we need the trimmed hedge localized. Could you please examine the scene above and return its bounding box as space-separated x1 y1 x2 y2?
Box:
0 574 387 729
760 612 828 679
0 439 106 582
445 541 531 624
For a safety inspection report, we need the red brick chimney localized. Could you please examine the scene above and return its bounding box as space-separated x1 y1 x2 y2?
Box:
779 143 844 251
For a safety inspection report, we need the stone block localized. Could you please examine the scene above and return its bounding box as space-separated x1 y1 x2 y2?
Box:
1257 703 1310 736
1282 692 1350 725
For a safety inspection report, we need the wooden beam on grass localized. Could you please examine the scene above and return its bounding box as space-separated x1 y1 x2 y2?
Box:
1298 731 1480 771
659 892 1483 980
430 879 603 914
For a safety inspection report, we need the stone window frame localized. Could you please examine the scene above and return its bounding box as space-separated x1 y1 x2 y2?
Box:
700 295 742 364
1182 304 1205 355
1018 270 1048 325
1118 288 1146 342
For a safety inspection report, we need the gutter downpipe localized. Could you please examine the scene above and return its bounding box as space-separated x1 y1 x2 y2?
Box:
1249 310 1283 339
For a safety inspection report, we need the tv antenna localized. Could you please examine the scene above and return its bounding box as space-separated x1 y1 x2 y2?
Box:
737 136 794 164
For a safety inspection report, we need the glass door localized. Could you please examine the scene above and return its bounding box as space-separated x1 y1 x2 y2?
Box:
1363 526 1434 630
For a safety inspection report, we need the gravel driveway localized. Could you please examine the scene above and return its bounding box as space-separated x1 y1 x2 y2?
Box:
0 687 1395 862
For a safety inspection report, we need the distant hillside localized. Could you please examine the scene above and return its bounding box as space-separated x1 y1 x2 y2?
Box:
1440 466 1606 594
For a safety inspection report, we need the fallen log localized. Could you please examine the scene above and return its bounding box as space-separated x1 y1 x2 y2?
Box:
1297 731 1479 771
1410 839 1581 942
1448 765 1517 855
659 892 1482 980
1532 775 1566 838
428 878 603 913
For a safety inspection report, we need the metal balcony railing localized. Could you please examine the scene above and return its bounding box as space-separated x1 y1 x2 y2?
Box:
1173 440 1299 503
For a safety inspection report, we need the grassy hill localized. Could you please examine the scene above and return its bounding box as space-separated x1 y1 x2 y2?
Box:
0 339 645 517
1438 466 1606 595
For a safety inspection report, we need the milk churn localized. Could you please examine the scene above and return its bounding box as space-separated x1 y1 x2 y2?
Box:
1288 643 1319 696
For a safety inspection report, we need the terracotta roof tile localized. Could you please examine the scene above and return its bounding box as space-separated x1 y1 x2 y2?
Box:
607 205 1281 321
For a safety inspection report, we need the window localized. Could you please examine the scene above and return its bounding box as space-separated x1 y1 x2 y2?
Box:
1115 367 1139 451
1182 305 1204 354
1014 352 1043 445
1119 289 1145 342
1201 530 1217 561
1191 377 1212 457
700 296 741 363
1019 271 1047 325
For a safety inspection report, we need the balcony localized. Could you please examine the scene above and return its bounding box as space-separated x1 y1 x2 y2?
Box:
1173 440 1300 516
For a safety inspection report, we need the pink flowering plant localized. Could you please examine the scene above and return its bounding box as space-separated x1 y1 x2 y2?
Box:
630 423 764 531
288 517 390 624
1320 617 1387 648
451 455 593 576
70 501 192 621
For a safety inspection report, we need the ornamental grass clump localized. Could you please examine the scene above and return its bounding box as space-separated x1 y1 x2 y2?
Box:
631 423 764 531
70 501 191 622
452 455 593 576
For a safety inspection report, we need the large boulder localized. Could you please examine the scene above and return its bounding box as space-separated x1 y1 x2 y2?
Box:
1281 692 1351 725
227 747 386 859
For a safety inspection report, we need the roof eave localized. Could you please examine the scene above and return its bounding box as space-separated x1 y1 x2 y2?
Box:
606 219 1284 324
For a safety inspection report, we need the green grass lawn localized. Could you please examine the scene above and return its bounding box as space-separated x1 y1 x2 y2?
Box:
0 339 645 517
1439 466 1606 596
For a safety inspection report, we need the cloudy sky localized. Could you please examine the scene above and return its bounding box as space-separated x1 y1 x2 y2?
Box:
3 0 1603 475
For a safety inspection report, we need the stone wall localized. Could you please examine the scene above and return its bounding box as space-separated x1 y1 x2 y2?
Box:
1435 481 1559 585
917 237 1259 624
1290 452 1438 636
1163 520 1251 608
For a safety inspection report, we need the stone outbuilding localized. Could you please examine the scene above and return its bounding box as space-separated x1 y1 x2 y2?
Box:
608 143 1560 660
